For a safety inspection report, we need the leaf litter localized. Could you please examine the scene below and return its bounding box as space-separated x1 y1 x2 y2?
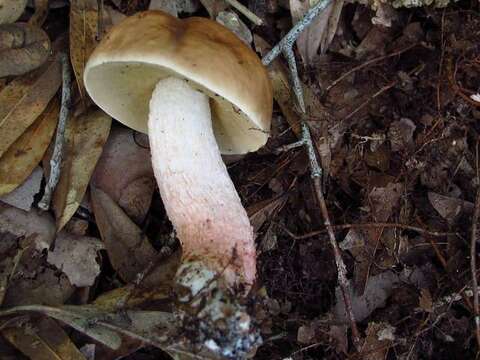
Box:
0 1 479 360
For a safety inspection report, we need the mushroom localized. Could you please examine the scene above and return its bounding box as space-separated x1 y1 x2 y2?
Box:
84 10 272 357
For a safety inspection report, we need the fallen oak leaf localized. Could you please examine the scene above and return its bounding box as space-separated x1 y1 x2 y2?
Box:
0 22 51 77
50 107 111 231
0 97 59 196
2 317 86 360
0 49 62 158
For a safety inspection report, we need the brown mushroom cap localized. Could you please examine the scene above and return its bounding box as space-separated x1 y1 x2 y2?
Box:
84 10 273 155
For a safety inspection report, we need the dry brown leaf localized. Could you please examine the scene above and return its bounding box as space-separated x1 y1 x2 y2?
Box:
247 195 287 233
47 231 104 287
0 23 51 77
91 126 154 224
2 245 74 307
289 0 344 65
91 187 158 283
51 108 111 231
0 52 61 159
2 317 86 360
0 97 59 196
69 0 100 101
0 0 27 24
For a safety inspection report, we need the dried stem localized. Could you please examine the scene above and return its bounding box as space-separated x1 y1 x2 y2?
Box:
294 122 361 349
472 140 480 348
261 0 332 110
38 53 72 211
224 0 263 25
283 222 456 240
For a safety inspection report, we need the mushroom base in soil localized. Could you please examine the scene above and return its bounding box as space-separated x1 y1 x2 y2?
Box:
149 77 261 356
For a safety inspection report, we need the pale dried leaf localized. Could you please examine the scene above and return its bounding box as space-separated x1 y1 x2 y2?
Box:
91 127 154 224
52 108 112 231
0 202 55 251
0 0 27 24
0 52 61 158
47 232 104 287
149 0 177 16
69 0 100 100
289 0 344 65
91 187 158 283
216 11 252 45
0 97 59 196
2 317 86 360
0 166 42 211
428 192 473 221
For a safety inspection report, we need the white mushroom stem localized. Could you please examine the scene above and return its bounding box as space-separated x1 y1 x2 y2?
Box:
148 77 256 293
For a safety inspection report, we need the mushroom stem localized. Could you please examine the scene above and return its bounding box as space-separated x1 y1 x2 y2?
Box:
148 77 256 292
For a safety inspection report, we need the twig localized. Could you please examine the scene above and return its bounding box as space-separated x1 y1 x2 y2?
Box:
262 0 333 112
38 53 72 211
224 0 263 26
282 222 456 240
97 0 105 41
324 43 417 95
291 122 361 349
472 141 480 348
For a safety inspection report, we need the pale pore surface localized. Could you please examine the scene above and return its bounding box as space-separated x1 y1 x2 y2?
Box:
148 77 256 287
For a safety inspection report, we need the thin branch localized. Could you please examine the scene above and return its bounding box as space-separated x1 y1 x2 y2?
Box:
324 43 418 95
261 0 333 111
296 122 361 349
38 53 72 211
472 140 480 348
224 0 263 25
283 222 457 240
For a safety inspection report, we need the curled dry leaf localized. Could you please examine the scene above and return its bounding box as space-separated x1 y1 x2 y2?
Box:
51 108 112 231
0 0 27 24
0 23 51 77
0 97 59 196
0 166 43 211
91 126 154 225
289 0 344 65
69 0 100 101
47 231 104 287
91 187 158 283
0 50 61 159
2 317 86 360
